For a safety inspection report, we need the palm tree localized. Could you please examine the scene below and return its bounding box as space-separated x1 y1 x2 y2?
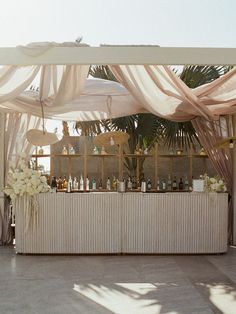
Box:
75 65 230 174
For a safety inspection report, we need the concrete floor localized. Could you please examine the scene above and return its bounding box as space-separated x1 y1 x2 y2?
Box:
0 247 236 314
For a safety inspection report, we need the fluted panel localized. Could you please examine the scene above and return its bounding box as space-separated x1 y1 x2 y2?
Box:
122 192 228 253
15 192 228 254
15 193 122 254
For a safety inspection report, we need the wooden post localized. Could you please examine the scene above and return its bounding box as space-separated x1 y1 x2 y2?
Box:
0 112 5 242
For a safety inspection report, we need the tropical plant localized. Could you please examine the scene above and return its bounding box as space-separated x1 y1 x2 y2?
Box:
75 65 231 174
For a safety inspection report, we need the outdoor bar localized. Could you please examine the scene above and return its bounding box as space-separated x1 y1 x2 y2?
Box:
0 43 236 255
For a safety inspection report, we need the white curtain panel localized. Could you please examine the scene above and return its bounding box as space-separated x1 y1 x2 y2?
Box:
4 112 42 180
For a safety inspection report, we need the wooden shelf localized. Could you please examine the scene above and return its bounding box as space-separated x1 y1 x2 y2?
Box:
53 154 83 157
32 154 51 158
88 154 118 157
124 154 153 157
158 154 188 158
192 154 208 158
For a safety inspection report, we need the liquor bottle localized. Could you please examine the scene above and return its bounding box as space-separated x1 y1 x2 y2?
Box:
132 176 137 190
67 175 72 193
92 178 97 190
127 177 132 190
162 179 166 191
147 178 152 191
172 176 177 191
73 177 79 190
184 176 189 190
98 179 103 189
141 178 146 193
57 176 63 190
112 176 117 190
85 177 90 191
179 177 184 190
167 174 172 191
106 177 111 190
62 145 68 155
69 145 75 155
63 176 68 189
157 177 160 191
79 174 84 191
51 176 57 193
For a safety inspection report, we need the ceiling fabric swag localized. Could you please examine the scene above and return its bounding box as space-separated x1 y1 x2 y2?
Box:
1 42 236 122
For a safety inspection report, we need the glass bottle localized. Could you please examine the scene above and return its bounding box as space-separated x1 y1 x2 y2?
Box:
179 177 184 190
92 178 97 190
63 176 68 189
112 176 117 190
69 145 75 155
127 177 132 190
79 174 84 191
98 179 103 189
62 145 68 155
73 177 78 190
67 175 72 193
86 177 90 191
106 177 111 191
51 176 57 192
141 178 146 193
157 177 160 191
184 176 189 190
147 178 152 191
57 176 63 190
38 146 44 155
172 176 177 191
162 179 166 191
167 174 172 191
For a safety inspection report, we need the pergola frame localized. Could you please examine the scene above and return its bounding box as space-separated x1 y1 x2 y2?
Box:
0 46 236 65
0 45 236 245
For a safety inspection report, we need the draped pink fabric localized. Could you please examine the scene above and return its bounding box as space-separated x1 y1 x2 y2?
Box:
192 116 233 242
110 65 236 121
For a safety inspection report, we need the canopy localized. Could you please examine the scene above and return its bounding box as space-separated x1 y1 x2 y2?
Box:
0 42 236 122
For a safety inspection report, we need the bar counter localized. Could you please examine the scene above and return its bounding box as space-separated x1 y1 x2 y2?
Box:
15 192 228 254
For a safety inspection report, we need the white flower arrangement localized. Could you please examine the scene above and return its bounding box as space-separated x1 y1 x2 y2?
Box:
4 155 50 201
201 173 227 193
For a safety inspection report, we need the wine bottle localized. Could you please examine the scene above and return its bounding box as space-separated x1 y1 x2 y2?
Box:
179 177 184 190
157 177 160 191
172 176 177 191
184 176 189 190
51 176 57 193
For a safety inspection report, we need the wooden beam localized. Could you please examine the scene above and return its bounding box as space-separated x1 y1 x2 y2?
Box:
0 46 236 65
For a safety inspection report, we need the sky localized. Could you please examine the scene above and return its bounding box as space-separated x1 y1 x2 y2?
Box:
3 0 236 169
0 0 236 48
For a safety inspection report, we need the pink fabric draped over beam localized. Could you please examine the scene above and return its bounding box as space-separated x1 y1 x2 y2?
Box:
110 65 236 122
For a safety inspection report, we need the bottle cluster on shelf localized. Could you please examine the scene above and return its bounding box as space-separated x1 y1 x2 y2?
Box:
50 173 190 193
